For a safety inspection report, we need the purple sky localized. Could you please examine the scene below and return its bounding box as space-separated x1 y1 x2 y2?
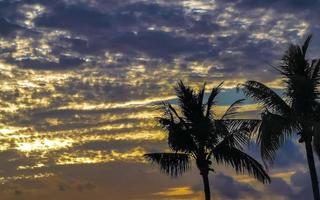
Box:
0 0 320 199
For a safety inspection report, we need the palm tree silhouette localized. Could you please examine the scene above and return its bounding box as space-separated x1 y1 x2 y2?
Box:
242 35 320 200
144 81 270 200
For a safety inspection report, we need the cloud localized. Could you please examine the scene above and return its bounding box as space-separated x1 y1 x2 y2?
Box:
211 173 260 199
0 17 23 36
9 56 85 70
0 0 320 199
0 0 316 73
108 30 214 60
35 4 111 34
290 170 313 200
235 0 320 10
264 170 314 200
266 177 294 198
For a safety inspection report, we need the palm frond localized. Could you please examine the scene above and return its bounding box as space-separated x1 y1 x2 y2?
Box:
242 81 290 115
166 102 185 123
285 74 317 114
206 119 230 148
302 34 312 57
212 121 251 151
214 120 229 137
198 82 206 106
206 82 223 118
210 119 259 151
175 81 204 123
158 103 197 153
161 119 197 153
217 131 248 151
221 99 245 119
281 44 306 77
311 59 320 81
257 111 297 162
212 145 270 184
144 153 190 177
226 119 260 135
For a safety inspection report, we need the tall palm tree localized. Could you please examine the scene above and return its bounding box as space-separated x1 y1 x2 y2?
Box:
242 35 320 200
144 81 270 200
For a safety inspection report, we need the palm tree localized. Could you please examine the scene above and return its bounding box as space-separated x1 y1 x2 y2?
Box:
144 81 270 200
242 35 320 200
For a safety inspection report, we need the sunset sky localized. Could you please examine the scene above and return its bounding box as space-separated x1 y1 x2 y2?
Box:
0 0 320 199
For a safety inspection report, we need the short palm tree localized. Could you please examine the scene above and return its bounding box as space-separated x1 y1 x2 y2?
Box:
242 35 320 200
144 81 270 200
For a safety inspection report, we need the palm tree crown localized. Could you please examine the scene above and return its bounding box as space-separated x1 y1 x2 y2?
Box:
144 81 270 200
242 35 320 199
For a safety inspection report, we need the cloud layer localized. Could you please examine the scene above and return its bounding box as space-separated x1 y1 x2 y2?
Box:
0 0 320 199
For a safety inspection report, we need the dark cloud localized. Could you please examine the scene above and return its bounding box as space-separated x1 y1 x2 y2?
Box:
0 17 23 36
10 56 85 70
74 140 141 151
245 134 305 171
211 173 260 199
291 170 313 200
272 139 305 168
265 171 314 200
235 0 320 9
266 177 294 198
1 0 317 71
0 1 320 199
117 2 188 28
35 4 111 34
108 30 214 60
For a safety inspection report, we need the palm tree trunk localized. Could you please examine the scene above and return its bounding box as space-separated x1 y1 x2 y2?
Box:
305 141 320 200
201 172 211 200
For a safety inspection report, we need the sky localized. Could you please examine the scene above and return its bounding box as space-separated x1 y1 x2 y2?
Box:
0 0 320 199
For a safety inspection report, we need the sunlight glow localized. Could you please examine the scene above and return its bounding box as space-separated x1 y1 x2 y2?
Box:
17 163 46 170
182 0 217 12
56 147 146 165
59 95 176 110
154 186 194 197
0 173 54 184
0 1 314 196
16 138 73 152
19 4 46 28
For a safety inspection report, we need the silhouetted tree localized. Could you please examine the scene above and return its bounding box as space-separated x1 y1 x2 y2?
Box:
242 35 320 200
144 81 270 200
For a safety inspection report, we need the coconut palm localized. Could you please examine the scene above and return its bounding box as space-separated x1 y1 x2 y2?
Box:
242 35 320 200
144 81 270 200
